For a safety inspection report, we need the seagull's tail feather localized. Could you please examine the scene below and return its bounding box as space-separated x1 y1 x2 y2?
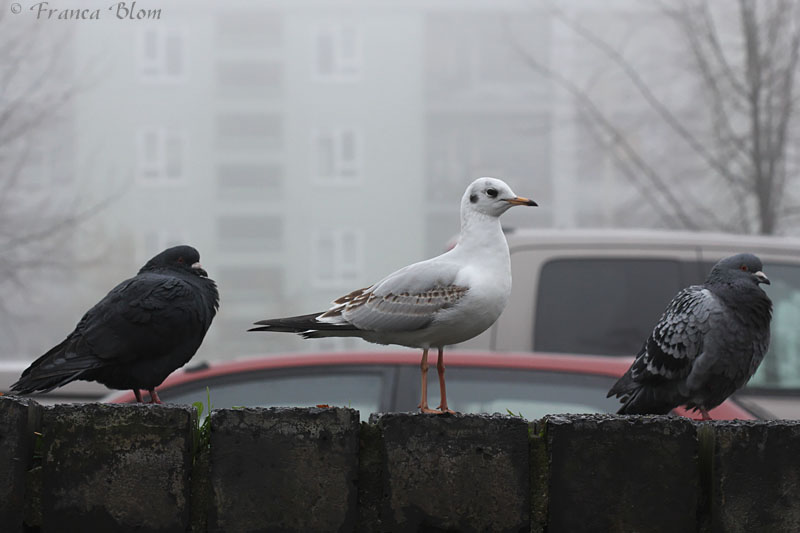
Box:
249 312 360 336
11 338 96 395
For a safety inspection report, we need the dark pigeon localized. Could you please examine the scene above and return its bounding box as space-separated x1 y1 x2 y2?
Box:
11 245 219 403
608 253 772 419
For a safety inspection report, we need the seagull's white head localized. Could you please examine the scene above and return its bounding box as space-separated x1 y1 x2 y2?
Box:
461 177 537 218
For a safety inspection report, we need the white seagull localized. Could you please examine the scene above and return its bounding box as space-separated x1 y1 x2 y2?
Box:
250 177 537 413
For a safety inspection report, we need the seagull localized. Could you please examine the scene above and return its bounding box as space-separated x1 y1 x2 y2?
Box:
608 253 772 419
250 177 537 413
11 245 219 403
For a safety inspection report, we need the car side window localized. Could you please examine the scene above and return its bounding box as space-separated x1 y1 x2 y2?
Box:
534 258 688 356
749 263 800 390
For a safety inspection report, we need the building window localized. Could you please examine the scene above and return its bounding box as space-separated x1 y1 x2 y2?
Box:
218 215 283 252
216 12 282 49
216 60 283 98
138 27 186 82
313 23 361 81
137 127 186 185
312 128 361 184
312 228 364 288
217 113 283 152
217 163 283 201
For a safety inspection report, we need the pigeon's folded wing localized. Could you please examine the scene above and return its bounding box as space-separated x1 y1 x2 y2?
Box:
77 274 209 363
629 286 719 383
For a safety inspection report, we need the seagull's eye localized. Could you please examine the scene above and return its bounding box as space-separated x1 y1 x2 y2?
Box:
740 265 748 271
486 188 498 198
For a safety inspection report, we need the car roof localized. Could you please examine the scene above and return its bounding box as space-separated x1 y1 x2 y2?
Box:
504 228 800 253
103 351 756 420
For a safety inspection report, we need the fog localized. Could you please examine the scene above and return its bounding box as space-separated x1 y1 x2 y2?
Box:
2 0 798 365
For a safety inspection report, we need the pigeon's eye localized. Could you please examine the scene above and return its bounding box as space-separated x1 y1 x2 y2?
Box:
486 188 498 198
177 257 185 264
740 265 748 272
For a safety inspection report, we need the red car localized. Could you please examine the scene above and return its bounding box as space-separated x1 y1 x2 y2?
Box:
104 351 757 420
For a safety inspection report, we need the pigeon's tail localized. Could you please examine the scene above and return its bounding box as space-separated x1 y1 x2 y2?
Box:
10 339 96 395
249 312 360 338
607 370 675 415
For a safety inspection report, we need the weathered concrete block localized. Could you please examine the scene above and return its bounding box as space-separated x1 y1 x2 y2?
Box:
370 412 530 533
712 420 800 532
545 414 698 533
0 396 41 533
40 403 195 533
208 407 359 533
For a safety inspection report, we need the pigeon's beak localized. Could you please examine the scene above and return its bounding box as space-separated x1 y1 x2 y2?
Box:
505 196 537 207
755 271 770 285
192 262 208 277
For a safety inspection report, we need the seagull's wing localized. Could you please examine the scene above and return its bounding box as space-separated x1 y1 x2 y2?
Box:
318 258 468 332
630 286 719 384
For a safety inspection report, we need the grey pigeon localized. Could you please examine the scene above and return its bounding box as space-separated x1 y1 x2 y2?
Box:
11 245 219 403
250 177 536 414
608 253 772 419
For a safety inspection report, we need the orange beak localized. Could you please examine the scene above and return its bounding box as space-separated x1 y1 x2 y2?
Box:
505 196 537 207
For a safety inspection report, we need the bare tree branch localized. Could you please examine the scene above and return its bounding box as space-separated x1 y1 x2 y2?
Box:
512 0 800 235
546 2 746 202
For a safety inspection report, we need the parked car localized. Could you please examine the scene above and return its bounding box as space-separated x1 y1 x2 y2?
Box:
103 351 758 420
456 229 800 418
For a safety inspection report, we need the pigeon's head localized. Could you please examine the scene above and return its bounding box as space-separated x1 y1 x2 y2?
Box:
462 177 537 218
141 245 209 277
708 253 770 287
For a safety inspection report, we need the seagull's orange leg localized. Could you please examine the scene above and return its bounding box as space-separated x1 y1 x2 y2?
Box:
417 349 440 414
436 347 456 414
148 389 162 404
133 389 143 403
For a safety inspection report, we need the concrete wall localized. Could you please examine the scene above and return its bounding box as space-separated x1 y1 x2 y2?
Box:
2 396 798 532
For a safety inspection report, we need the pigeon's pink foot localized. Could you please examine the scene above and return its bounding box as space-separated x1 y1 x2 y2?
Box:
133 389 143 403
148 389 162 404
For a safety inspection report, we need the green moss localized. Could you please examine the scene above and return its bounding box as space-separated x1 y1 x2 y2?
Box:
530 421 549 533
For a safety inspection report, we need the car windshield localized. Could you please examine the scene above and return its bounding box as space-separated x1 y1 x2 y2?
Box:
158 370 386 419
151 365 623 420
421 368 621 419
